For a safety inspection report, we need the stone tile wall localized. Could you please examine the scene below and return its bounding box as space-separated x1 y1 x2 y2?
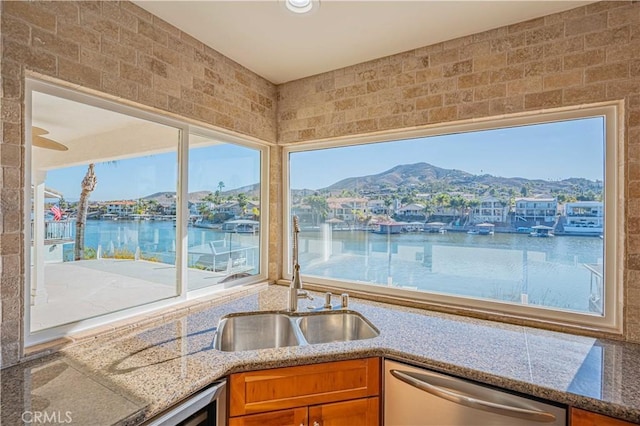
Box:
277 2 640 341
0 1 276 367
3 0 640 368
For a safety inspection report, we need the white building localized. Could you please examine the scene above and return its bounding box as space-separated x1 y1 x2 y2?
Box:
397 203 426 217
327 197 368 222
473 197 507 224
564 201 603 234
105 201 136 217
514 197 557 223
368 199 390 215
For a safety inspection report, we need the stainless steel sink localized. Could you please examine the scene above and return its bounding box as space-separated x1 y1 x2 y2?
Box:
213 310 379 352
297 311 379 344
214 312 299 351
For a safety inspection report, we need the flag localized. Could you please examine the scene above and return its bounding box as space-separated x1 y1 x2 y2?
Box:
50 205 62 221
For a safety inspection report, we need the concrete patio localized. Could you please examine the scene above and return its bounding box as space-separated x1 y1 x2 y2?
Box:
30 259 243 332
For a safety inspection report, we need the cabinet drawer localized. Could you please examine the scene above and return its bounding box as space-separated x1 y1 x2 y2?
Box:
229 358 380 416
229 407 307 426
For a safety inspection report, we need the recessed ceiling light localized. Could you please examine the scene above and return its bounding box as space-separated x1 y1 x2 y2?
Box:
285 0 317 14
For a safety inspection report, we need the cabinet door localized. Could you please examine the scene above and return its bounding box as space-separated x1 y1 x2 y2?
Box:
571 408 635 426
229 407 308 426
308 397 379 426
230 358 380 416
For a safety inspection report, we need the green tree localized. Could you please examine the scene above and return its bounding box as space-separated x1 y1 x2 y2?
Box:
237 193 249 216
400 194 416 205
306 194 329 225
449 195 466 218
423 199 434 220
198 203 213 220
468 199 480 220
134 198 149 215
58 196 68 211
434 193 451 211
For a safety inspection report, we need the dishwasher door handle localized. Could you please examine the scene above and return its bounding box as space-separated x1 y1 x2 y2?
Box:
390 370 556 423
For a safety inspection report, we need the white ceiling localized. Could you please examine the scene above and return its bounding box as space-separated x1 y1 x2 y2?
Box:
134 0 596 84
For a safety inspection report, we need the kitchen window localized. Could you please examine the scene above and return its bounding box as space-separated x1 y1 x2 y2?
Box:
284 104 621 333
25 79 268 345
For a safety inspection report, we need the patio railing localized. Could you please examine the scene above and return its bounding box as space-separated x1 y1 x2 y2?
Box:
31 220 75 242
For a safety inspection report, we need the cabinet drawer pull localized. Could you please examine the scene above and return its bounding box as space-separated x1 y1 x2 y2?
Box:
313 421 320 426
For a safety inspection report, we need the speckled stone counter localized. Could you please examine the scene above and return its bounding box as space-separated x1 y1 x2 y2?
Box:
2 284 640 425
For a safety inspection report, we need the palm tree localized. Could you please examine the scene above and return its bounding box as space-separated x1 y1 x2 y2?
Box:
236 193 249 217
75 163 97 260
434 193 451 210
306 194 329 225
198 203 213 220
423 199 434 221
467 199 480 223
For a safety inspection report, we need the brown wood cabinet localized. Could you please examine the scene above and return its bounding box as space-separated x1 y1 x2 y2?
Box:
308 397 379 426
571 408 637 426
228 407 307 426
228 358 380 426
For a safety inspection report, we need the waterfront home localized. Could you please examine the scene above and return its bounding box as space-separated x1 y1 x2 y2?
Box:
367 199 391 216
514 197 558 224
215 200 260 219
473 197 508 224
327 197 369 222
397 203 426 218
105 201 136 218
563 201 603 235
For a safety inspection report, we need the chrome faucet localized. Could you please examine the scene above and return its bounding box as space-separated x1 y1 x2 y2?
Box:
289 216 312 312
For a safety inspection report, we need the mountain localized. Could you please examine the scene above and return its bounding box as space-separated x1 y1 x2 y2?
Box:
296 162 602 198
323 163 472 192
141 184 260 204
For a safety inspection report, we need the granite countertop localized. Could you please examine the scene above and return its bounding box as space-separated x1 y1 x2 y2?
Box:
2 284 640 425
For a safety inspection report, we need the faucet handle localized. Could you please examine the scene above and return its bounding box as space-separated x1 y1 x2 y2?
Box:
341 293 349 309
298 289 313 300
324 292 333 309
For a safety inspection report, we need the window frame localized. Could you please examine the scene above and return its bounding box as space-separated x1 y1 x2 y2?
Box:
282 102 623 334
24 78 269 346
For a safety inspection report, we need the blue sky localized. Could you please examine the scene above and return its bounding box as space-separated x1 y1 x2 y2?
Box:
290 117 605 190
46 144 260 202
46 117 604 201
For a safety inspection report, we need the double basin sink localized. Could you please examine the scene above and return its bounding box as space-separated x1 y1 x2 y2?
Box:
213 310 379 352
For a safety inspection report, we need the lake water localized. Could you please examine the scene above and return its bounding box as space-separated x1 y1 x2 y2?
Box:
63 220 259 271
297 228 603 313
64 220 603 314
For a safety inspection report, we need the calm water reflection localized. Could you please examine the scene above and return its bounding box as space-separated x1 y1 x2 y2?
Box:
298 229 603 313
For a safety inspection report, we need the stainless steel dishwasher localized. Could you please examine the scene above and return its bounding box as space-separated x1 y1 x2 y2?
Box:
384 360 566 426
